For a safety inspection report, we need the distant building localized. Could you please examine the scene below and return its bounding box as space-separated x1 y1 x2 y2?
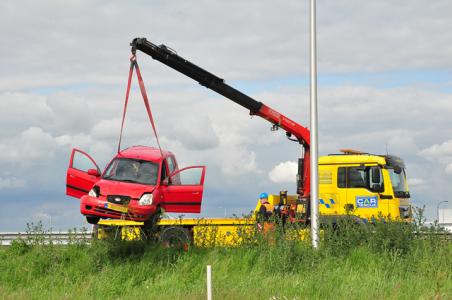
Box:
438 208 452 232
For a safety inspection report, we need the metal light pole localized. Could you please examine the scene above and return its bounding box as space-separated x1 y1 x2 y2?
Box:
437 200 448 223
309 0 319 249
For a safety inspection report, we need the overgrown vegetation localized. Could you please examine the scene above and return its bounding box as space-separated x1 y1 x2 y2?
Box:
0 210 451 299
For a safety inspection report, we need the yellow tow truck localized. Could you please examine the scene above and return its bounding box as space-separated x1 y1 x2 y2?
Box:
96 150 411 246
319 149 411 222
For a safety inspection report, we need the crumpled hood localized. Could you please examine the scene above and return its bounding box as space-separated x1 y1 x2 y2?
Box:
96 179 155 199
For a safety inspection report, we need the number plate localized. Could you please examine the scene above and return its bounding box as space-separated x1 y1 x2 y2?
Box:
104 202 128 213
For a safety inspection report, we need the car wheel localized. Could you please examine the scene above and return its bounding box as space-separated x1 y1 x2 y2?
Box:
86 216 100 225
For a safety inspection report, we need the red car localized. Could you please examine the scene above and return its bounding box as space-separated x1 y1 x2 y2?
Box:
66 146 206 224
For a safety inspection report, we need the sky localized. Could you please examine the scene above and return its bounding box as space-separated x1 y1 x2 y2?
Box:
1 0 452 231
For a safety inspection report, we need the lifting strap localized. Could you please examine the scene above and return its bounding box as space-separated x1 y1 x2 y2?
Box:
117 55 163 156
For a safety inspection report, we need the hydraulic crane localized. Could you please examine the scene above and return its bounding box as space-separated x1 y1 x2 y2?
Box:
131 37 312 222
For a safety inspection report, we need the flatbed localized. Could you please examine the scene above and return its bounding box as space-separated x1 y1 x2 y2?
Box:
94 194 304 246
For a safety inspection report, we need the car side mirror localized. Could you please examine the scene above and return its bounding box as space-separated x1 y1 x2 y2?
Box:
88 169 100 177
162 177 169 186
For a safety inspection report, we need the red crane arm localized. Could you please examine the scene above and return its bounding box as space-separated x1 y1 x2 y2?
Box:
256 104 310 145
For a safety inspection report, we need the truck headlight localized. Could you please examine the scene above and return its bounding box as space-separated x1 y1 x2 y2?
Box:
88 188 98 198
138 194 153 206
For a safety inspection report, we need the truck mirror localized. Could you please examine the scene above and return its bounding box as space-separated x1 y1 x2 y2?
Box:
371 167 381 184
370 183 384 193
393 166 402 174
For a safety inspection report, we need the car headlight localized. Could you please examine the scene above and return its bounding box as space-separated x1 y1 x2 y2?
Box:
88 188 98 197
138 193 153 206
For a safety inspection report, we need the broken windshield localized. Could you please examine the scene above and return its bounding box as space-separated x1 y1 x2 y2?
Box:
103 158 159 185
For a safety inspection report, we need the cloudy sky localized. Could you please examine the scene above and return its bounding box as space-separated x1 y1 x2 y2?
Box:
1 0 451 231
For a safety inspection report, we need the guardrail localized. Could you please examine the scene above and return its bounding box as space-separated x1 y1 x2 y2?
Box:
0 230 450 246
0 232 93 246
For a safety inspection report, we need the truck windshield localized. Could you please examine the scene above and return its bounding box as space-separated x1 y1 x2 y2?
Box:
388 168 408 195
103 158 158 185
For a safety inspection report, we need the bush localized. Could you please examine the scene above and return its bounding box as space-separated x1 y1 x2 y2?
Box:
0 215 450 299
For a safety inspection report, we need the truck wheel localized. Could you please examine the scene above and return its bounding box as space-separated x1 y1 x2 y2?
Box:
86 216 100 225
159 226 191 250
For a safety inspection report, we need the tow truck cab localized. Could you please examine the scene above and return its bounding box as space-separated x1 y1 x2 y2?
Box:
318 151 411 221
66 146 206 224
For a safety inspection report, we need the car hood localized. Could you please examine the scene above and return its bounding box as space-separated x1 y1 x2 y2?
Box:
96 179 155 199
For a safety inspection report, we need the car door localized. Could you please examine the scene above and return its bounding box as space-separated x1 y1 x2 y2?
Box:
66 148 101 199
346 166 382 219
160 166 206 213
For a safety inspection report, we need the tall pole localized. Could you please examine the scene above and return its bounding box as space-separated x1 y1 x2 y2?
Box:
309 0 319 248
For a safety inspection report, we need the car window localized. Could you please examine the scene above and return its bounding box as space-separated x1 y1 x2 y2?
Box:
337 167 346 188
73 151 97 172
103 158 158 185
167 156 177 175
348 168 367 188
337 166 374 189
170 168 203 185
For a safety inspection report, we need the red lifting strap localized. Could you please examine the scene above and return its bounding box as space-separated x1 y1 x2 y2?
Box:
117 55 163 156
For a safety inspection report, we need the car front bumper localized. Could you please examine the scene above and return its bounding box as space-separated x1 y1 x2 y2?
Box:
80 195 156 221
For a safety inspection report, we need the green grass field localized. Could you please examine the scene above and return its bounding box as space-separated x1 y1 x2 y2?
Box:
0 220 451 300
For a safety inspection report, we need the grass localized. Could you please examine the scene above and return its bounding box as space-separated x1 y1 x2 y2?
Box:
0 217 451 299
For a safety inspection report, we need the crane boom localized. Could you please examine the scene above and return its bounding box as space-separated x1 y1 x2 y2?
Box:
131 37 311 202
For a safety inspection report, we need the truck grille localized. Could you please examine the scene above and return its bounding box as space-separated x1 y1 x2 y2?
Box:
107 195 131 205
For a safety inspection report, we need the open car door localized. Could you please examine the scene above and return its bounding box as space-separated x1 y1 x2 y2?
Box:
160 166 206 213
66 149 101 199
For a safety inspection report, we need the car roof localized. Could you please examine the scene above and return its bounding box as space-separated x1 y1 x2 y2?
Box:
116 146 172 162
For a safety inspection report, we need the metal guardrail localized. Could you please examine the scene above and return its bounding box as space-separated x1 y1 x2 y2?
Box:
414 231 452 240
0 230 450 246
0 232 93 246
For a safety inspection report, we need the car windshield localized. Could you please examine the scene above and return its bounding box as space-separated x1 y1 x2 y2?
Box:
103 158 159 185
388 168 408 193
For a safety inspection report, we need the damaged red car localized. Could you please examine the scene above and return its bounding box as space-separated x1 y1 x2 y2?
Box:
66 146 206 225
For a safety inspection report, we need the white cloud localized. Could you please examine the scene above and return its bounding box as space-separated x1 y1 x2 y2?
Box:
407 178 425 187
90 118 122 140
220 146 257 176
212 121 259 176
46 93 95 134
269 161 297 183
419 140 452 163
0 177 26 189
0 127 58 165
1 1 452 93
171 116 220 151
445 164 452 175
